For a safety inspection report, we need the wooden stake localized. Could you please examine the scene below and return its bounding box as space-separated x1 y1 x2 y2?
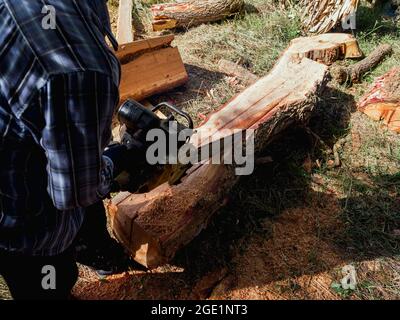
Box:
117 0 134 44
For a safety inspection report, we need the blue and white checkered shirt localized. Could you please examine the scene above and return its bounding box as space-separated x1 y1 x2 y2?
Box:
0 0 121 256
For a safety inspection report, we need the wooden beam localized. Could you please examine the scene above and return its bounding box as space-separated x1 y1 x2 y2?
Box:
108 34 362 269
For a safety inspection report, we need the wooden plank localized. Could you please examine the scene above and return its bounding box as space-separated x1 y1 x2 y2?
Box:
119 47 188 102
116 35 175 61
116 35 188 102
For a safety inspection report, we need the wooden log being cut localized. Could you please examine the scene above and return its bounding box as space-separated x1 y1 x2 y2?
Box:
358 68 400 133
117 35 189 102
151 0 244 31
108 34 362 269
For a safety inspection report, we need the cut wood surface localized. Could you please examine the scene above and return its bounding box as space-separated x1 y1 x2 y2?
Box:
358 68 400 133
332 44 392 84
118 35 188 102
116 0 134 44
301 0 360 34
108 34 361 269
151 0 244 31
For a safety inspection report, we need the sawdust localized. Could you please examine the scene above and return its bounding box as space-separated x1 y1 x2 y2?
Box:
134 166 235 238
135 188 203 237
211 193 347 300
73 265 191 300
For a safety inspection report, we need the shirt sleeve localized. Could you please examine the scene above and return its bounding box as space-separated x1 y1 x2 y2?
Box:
39 71 119 211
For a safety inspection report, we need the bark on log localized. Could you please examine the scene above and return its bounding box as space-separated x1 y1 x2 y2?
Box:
117 35 189 102
108 34 362 269
151 0 244 31
358 67 400 133
332 44 393 84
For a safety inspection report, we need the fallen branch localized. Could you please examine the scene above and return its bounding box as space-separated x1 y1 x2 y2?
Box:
218 59 258 86
332 44 393 84
151 0 244 31
108 34 362 269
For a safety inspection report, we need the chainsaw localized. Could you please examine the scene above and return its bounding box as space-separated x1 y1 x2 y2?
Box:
113 99 194 193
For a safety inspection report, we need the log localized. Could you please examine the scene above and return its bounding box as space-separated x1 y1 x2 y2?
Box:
332 44 393 84
117 35 189 102
116 0 134 44
218 59 259 86
358 67 400 133
151 0 244 31
108 34 362 269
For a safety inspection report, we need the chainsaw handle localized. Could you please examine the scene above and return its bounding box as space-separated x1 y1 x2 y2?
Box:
152 102 194 130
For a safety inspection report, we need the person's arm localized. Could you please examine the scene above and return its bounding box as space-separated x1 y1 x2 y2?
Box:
40 71 119 211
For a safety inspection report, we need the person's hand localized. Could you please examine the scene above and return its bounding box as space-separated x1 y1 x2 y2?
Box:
103 141 146 178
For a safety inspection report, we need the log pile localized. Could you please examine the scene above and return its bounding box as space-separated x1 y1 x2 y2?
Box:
358 68 400 133
108 33 363 269
151 0 244 31
117 35 188 102
301 0 360 34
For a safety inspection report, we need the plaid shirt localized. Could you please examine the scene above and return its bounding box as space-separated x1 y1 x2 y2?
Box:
0 0 121 256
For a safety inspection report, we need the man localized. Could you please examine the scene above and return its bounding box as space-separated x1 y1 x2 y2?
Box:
0 0 138 299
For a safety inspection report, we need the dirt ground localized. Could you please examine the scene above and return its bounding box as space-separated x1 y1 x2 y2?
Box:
1 0 399 300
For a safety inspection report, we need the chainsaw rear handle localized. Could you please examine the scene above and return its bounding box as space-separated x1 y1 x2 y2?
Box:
152 102 194 130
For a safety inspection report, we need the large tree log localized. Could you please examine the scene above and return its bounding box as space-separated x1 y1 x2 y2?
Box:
117 35 189 102
332 44 392 84
151 0 244 31
108 34 362 269
358 67 400 133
